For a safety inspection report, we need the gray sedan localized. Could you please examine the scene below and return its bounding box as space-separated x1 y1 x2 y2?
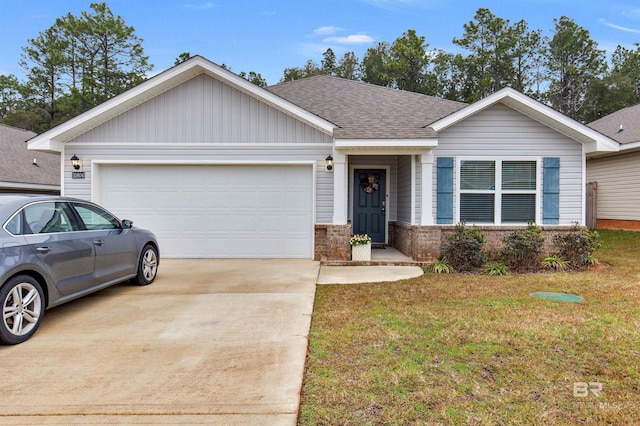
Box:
0 195 159 344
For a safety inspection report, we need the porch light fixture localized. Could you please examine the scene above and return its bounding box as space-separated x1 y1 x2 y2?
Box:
325 155 334 171
70 154 81 170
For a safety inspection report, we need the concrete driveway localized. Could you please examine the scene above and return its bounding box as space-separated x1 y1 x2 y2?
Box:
0 259 319 425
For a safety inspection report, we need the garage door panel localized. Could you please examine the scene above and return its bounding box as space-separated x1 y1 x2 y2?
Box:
100 165 313 258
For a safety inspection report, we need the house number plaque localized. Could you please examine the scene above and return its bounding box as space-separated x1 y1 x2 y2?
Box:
72 172 85 179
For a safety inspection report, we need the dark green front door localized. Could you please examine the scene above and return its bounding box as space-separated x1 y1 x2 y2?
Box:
353 169 386 243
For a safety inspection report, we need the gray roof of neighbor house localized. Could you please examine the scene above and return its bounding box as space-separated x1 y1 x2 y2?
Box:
266 75 467 139
0 124 60 190
588 103 640 145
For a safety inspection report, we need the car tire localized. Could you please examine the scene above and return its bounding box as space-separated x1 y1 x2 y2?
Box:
134 244 158 286
0 275 45 345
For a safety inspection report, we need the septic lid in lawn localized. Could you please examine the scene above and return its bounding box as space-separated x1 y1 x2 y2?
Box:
530 292 583 302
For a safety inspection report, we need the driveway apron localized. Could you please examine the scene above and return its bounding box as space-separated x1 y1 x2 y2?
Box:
0 259 319 425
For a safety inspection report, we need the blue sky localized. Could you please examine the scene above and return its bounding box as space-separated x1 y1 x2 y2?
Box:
2 0 640 85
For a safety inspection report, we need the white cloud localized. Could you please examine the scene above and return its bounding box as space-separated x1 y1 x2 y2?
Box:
184 2 217 10
323 34 375 44
361 0 441 11
313 26 344 36
599 19 640 34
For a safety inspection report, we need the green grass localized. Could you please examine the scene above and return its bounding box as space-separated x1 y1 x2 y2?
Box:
299 230 640 425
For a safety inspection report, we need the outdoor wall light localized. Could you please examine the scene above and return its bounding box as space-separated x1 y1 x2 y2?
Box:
70 154 81 170
325 155 334 171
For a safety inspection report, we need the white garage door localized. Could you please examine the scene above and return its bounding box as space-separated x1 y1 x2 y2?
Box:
99 164 314 258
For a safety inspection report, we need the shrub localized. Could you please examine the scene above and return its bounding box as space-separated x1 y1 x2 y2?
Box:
486 263 508 276
542 255 569 271
439 222 484 272
552 223 602 269
499 223 545 273
429 258 453 274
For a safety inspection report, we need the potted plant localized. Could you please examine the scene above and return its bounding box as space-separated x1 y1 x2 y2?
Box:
350 234 372 261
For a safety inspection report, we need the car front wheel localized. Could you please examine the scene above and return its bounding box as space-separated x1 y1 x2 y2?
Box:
134 244 158 286
0 275 45 345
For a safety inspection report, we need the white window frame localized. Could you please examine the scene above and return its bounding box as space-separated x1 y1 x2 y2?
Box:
456 157 541 225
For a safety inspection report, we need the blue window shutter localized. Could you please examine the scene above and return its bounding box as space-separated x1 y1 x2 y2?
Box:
437 157 454 224
542 157 560 224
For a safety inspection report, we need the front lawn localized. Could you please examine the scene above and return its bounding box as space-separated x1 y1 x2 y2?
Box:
299 230 640 424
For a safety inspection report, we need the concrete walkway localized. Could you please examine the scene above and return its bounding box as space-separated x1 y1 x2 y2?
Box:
317 265 424 284
0 259 319 425
0 259 422 425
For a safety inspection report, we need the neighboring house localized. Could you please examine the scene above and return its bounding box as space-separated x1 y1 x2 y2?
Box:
27 56 618 261
0 124 60 194
588 104 640 230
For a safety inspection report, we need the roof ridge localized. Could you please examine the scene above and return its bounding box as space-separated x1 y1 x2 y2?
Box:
269 74 467 106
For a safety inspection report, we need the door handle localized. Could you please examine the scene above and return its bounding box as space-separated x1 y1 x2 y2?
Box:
36 247 51 254
94 240 104 246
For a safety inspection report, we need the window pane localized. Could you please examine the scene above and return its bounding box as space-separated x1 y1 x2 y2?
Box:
460 193 494 223
502 194 536 223
503 161 536 190
73 203 120 230
5 214 22 235
460 161 495 190
23 202 75 234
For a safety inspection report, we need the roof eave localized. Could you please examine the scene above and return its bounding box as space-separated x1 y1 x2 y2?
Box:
335 138 438 150
28 56 335 153
430 87 620 155
0 181 61 192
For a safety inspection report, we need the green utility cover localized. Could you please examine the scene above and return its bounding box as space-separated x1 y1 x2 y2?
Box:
530 292 583 302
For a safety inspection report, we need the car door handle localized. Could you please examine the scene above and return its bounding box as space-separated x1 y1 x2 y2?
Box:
93 240 104 246
36 247 51 254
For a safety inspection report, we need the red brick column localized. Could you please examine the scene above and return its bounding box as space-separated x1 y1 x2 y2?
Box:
314 224 352 261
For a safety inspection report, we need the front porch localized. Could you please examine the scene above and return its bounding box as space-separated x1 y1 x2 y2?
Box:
322 245 422 266
314 222 441 265
314 222 578 264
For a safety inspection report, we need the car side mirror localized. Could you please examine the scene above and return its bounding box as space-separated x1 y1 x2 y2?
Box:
122 219 133 229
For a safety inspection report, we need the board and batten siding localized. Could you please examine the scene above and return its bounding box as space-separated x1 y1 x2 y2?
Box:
587 151 640 221
432 103 584 225
63 73 334 223
70 74 333 145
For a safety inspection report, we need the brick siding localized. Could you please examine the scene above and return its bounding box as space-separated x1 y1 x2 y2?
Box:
389 222 577 262
314 224 352 261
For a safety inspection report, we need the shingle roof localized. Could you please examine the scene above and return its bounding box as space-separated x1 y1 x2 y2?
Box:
266 75 467 139
0 124 60 188
588 103 640 144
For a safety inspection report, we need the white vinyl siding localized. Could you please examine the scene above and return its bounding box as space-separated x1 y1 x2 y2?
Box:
433 103 584 225
70 74 332 145
587 151 640 221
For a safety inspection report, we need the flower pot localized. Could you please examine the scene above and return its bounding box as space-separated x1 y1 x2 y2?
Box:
351 242 371 261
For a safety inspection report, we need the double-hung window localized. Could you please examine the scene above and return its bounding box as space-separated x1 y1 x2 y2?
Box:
459 159 538 224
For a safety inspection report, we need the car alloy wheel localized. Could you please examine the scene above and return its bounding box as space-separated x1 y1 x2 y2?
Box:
0 276 44 345
134 244 158 285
